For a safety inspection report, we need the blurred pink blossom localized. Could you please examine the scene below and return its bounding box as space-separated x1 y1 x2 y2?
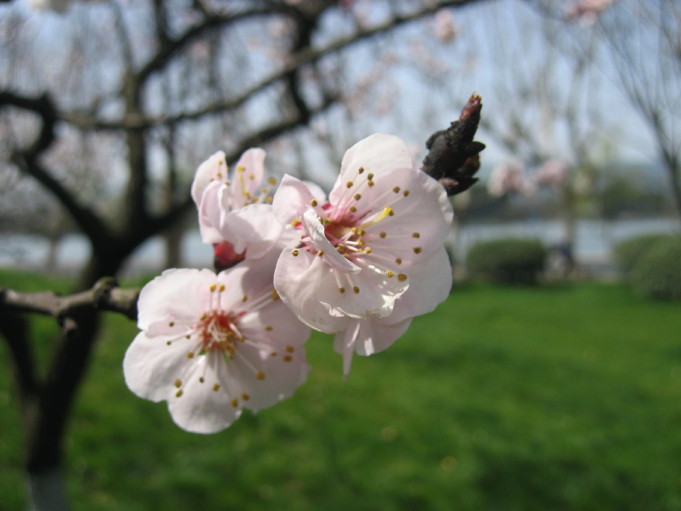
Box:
487 160 533 197
534 159 569 187
566 0 616 25
434 9 458 43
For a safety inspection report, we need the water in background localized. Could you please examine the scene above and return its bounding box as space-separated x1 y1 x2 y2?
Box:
1 217 679 278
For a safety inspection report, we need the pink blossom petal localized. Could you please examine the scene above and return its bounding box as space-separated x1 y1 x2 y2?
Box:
274 249 350 333
225 342 310 412
318 264 407 319
137 269 213 335
389 246 452 324
333 317 412 377
228 148 266 210
191 151 228 207
167 352 241 433
330 133 414 205
197 181 227 244
272 174 316 225
123 331 200 403
220 204 285 257
356 168 453 261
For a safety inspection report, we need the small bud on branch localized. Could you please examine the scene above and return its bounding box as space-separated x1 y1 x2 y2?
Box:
421 93 485 196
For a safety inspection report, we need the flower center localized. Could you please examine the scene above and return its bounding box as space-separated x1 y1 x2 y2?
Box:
198 311 243 357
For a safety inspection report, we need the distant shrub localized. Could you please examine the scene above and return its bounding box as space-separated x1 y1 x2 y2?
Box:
629 236 681 301
466 237 547 285
613 233 671 278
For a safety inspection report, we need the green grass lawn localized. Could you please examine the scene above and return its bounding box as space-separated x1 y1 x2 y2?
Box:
1 271 681 510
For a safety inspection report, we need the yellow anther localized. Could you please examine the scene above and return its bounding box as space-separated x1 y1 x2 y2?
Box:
174 379 182 388
256 371 266 380
218 283 225 292
403 190 410 197
368 173 374 180
187 352 195 359
265 326 273 331
242 393 250 401
346 181 354 188
292 249 299 256
317 250 324 257
412 232 421 238
353 286 360 294
283 355 293 362
175 390 183 398
397 273 408 281
354 193 362 200
393 186 400 193
368 180 375 187
213 383 221 392
386 270 395 278
169 321 175 327
242 295 248 302
380 232 387 238
395 258 403 265
364 247 372 254
237 165 246 172
199 377 205 383
310 199 318 207
210 284 217 292
413 247 422 254
231 398 239 407
349 206 357 213
268 177 277 185
339 287 346 294
358 167 365 174
286 346 295 353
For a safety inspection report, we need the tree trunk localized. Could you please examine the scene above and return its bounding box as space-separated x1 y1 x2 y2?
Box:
26 468 69 511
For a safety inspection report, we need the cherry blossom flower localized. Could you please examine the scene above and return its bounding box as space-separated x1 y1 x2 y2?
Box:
123 256 311 434
333 245 453 376
272 133 453 334
191 149 284 267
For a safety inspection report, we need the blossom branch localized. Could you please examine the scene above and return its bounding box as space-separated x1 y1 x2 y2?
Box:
0 278 140 322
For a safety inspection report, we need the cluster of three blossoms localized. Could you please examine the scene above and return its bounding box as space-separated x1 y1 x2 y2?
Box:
123 133 454 433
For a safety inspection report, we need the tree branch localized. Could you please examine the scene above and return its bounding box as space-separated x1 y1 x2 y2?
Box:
57 0 489 131
1 278 139 321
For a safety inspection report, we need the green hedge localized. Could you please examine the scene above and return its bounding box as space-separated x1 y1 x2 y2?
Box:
613 233 671 278
466 237 547 285
629 235 681 301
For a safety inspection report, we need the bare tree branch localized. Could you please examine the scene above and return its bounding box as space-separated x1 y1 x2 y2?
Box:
1 278 139 321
